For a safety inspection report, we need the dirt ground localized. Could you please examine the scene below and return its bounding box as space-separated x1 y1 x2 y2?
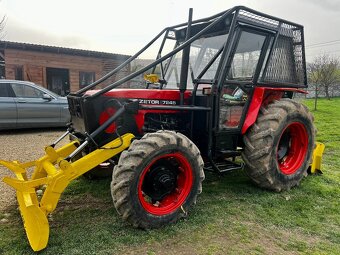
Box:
0 128 67 210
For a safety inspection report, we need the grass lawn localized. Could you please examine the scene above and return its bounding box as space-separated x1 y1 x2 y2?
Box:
0 97 339 255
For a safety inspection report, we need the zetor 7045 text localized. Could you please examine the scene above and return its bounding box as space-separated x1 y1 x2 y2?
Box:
1 6 324 251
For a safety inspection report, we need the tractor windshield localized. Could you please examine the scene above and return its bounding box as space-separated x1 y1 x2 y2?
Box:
164 33 228 89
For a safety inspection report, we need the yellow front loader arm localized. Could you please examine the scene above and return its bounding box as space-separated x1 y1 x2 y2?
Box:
1 133 134 252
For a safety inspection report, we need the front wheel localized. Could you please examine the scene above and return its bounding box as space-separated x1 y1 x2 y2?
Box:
111 130 205 228
242 99 315 191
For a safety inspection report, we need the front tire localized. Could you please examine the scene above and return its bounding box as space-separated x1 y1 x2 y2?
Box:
242 99 315 191
111 130 205 228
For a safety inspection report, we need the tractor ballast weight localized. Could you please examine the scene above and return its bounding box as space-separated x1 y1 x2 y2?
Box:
1 6 324 251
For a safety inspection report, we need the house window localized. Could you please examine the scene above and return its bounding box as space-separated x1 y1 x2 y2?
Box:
15 66 24 80
79 72 95 88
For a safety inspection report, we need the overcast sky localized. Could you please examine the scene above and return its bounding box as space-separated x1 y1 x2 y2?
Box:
1 0 340 61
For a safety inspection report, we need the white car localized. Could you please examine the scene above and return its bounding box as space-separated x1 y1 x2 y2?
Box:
0 80 71 130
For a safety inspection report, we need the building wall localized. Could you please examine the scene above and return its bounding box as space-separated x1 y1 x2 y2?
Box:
4 49 128 92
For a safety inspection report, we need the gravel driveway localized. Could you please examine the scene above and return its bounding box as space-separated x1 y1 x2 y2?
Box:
0 128 68 211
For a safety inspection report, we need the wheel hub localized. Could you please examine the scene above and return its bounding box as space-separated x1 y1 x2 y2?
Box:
277 131 290 161
143 164 177 202
138 152 194 216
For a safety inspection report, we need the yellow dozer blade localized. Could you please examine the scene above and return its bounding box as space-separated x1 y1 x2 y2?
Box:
310 142 325 174
1 133 134 251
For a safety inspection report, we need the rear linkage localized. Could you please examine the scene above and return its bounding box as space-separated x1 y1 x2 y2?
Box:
0 100 138 251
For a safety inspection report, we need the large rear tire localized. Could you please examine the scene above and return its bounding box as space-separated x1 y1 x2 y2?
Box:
242 99 315 191
111 130 205 228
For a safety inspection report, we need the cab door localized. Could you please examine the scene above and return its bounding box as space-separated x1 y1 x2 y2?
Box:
215 28 273 150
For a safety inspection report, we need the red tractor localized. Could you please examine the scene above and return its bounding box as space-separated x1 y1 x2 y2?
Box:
1 6 322 251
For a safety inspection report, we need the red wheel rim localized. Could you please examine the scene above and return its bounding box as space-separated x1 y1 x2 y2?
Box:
276 122 308 175
138 152 193 215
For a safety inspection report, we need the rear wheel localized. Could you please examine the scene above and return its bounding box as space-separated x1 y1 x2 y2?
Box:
111 130 205 228
242 99 315 191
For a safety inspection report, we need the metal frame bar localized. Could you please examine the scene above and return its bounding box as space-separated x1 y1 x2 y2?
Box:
300 27 308 85
179 8 193 105
151 30 169 79
75 28 168 95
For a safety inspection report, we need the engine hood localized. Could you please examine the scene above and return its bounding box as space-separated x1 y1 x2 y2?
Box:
85 89 192 106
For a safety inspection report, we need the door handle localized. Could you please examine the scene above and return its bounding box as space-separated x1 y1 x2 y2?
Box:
17 100 27 103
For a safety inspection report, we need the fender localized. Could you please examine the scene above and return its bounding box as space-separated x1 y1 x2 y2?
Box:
241 87 308 134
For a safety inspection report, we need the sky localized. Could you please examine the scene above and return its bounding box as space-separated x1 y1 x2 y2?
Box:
1 0 340 62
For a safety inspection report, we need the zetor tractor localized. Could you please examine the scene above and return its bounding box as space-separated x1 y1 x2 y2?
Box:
1 6 324 251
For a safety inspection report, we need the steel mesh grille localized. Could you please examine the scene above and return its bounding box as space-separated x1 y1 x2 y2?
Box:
262 26 305 85
237 9 306 86
262 35 297 83
292 30 305 84
238 10 279 29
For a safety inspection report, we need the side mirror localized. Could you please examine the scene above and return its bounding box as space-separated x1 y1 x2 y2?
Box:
42 94 53 101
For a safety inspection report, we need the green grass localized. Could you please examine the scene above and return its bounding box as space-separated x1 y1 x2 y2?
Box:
1 98 339 255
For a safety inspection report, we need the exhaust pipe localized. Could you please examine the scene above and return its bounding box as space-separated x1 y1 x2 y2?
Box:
179 8 193 105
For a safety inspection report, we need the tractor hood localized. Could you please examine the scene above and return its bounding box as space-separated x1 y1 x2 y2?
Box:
68 89 194 136
85 89 192 106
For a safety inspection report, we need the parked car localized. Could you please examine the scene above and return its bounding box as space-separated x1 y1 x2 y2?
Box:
0 80 70 130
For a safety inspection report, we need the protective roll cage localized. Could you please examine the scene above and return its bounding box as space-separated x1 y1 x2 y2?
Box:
73 5 307 103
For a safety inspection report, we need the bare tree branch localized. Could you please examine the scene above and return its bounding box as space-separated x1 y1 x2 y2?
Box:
0 15 6 40
308 54 340 101
0 0 5 40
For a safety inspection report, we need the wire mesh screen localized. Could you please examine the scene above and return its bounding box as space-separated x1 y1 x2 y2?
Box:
262 26 305 85
238 10 279 29
262 35 297 84
237 9 306 86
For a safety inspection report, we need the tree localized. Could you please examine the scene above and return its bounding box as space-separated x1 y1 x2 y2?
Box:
0 0 5 40
308 55 340 110
0 15 4 39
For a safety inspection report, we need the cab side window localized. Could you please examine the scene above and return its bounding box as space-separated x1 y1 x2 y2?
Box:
227 31 266 80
